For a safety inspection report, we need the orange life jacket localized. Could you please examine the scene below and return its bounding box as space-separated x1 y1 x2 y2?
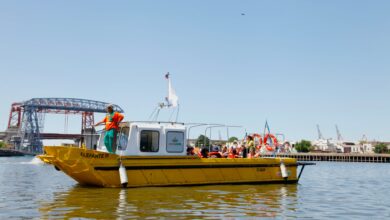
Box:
101 112 124 131
228 153 238 159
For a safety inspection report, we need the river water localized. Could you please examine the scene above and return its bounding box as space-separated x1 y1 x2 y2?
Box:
0 156 389 219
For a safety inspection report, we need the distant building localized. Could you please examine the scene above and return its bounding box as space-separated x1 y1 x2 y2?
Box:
312 139 340 152
361 143 374 153
312 138 376 154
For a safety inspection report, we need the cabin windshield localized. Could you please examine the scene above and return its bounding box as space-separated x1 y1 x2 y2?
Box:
96 130 106 151
96 122 130 152
117 124 130 150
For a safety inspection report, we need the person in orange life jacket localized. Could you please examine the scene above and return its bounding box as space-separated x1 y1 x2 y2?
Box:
228 147 238 158
94 104 124 153
209 145 222 158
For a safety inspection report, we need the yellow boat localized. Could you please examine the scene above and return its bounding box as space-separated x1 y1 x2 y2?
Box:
38 122 310 188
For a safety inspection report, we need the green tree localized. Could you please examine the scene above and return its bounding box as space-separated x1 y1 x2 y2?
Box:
374 143 388 154
0 141 6 148
228 136 239 142
196 135 210 147
294 140 312 153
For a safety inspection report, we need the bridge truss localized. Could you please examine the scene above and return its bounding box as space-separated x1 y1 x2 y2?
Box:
7 98 124 153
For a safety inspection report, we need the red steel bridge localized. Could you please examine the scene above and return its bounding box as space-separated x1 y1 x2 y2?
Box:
5 98 124 154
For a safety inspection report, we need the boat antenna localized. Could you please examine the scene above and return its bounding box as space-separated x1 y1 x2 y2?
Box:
175 104 180 122
148 102 165 121
148 106 159 121
168 103 181 123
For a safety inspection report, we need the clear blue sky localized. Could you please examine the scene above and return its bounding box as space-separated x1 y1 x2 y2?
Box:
0 1 389 142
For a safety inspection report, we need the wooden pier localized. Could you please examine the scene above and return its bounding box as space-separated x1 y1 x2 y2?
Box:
261 153 390 163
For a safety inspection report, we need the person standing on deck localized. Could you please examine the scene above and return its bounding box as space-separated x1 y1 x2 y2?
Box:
94 104 124 153
246 136 255 153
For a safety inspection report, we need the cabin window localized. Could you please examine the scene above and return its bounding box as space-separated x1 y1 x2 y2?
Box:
140 130 159 152
166 131 185 153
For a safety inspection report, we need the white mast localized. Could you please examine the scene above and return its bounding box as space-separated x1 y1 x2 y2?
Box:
149 73 180 122
165 72 179 108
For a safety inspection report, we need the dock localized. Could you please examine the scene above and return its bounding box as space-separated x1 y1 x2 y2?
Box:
261 153 390 163
0 149 27 157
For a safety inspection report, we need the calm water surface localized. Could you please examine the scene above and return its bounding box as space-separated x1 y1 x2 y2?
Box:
0 157 389 219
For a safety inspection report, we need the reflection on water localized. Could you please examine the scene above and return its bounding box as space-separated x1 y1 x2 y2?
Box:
1 157 390 219
40 184 298 219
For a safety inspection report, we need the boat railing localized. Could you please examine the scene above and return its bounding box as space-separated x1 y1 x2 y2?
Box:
124 121 185 125
186 124 243 151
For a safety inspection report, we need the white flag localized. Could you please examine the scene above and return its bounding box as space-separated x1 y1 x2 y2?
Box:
165 73 179 107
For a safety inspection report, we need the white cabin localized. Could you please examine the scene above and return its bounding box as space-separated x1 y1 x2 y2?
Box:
96 122 187 156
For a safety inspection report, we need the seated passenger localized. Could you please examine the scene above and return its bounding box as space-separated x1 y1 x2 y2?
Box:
275 144 280 153
236 146 242 156
240 145 248 158
284 142 292 153
209 152 222 158
248 147 256 159
200 148 209 158
221 146 229 158
231 141 239 150
228 148 238 158
187 147 195 156
209 146 222 158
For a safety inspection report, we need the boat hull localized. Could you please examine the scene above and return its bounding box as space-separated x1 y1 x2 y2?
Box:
39 146 299 188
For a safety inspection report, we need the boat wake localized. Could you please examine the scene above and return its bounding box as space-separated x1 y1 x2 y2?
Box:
20 157 45 165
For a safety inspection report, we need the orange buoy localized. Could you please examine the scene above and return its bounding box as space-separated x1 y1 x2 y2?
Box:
263 134 278 151
252 133 263 149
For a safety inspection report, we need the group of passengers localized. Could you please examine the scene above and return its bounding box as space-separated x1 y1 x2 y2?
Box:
187 135 294 158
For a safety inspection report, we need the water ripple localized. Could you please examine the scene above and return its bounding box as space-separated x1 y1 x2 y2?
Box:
1 157 390 219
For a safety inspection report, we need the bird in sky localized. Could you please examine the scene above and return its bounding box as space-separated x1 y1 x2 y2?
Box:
241 13 245 16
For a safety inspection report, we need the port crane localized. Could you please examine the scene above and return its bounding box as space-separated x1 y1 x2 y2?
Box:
335 125 343 141
316 124 324 140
